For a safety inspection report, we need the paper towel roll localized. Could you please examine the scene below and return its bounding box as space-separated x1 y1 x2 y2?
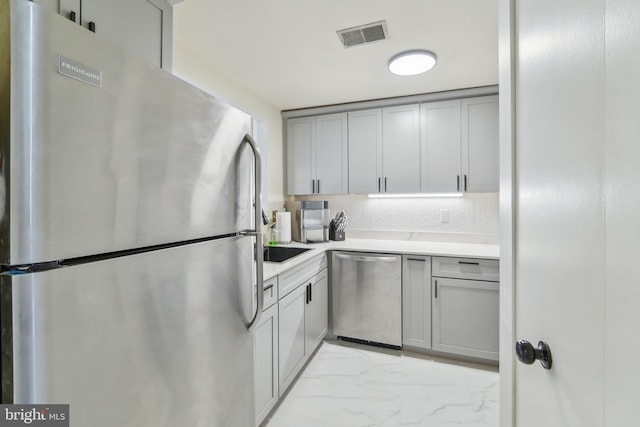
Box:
276 211 291 244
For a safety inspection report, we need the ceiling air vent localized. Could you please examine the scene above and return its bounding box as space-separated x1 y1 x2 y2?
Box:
337 21 389 48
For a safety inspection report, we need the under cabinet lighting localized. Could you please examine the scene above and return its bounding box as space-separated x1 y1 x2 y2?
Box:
368 193 463 199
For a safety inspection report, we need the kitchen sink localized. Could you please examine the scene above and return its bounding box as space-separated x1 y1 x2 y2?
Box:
263 246 311 263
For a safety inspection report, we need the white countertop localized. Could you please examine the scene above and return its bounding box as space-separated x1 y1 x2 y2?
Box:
262 238 499 280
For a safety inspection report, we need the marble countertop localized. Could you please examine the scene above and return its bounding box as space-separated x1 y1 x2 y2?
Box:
262 238 499 280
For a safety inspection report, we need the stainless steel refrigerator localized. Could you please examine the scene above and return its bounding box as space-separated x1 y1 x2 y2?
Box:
0 1 264 425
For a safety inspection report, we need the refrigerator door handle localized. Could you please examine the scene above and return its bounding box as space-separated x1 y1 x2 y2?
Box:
241 134 264 331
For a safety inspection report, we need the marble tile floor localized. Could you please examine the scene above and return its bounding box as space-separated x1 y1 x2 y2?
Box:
263 341 499 427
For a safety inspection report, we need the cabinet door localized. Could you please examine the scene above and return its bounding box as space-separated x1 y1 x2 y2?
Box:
402 255 432 350
382 104 421 193
348 109 383 194
286 117 315 195
461 96 499 193
80 0 171 69
432 277 499 361
32 0 62 14
278 283 307 395
305 269 328 354
254 303 279 426
315 113 348 195
420 100 462 193
60 0 81 21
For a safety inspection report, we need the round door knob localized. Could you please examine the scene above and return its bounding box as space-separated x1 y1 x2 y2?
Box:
515 340 553 370
515 340 537 364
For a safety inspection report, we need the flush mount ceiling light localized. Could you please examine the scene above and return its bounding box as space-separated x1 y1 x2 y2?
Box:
388 50 437 76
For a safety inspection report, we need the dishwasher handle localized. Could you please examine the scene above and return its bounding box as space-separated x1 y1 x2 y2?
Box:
334 253 398 263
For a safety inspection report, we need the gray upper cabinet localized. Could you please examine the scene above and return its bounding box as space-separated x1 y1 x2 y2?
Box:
316 114 349 195
287 91 498 196
348 109 383 194
32 0 64 14
286 113 348 196
59 0 80 21
287 117 315 195
382 104 421 193
420 100 462 193
32 0 173 70
347 105 420 194
461 95 499 193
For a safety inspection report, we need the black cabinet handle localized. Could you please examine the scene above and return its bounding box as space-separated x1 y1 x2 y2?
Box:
434 279 438 298
378 177 381 192
384 177 388 192
457 175 460 192
317 180 320 194
311 180 315 194
88 21 96 33
69 10 77 22
464 174 468 192
515 340 552 370
305 284 310 304
309 283 312 302
459 261 480 266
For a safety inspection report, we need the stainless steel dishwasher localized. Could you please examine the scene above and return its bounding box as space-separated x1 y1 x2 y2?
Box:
331 251 402 349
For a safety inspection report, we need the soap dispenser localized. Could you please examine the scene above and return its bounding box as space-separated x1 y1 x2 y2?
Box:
268 223 279 246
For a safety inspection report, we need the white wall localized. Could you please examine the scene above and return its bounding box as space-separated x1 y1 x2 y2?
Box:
171 37 285 214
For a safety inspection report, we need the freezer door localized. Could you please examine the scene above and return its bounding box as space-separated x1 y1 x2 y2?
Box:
11 237 255 427
2 1 253 265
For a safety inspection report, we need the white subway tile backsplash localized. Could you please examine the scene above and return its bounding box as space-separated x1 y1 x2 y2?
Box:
291 193 499 243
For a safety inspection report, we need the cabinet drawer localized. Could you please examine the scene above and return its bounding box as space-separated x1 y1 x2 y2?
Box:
432 257 499 282
278 254 327 299
263 276 278 310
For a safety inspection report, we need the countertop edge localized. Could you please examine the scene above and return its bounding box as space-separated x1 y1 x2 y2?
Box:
261 239 499 280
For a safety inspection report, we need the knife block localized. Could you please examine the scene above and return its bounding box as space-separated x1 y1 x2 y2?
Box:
329 226 345 241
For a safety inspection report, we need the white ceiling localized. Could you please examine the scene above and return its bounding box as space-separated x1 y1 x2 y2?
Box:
173 0 498 111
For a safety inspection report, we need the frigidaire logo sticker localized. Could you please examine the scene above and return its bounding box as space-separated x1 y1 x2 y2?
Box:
57 55 102 88
0 405 68 426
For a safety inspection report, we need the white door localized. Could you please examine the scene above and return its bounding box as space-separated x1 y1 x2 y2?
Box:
503 0 640 425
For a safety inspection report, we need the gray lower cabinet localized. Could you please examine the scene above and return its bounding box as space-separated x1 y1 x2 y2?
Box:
278 268 327 396
278 281 308 395
402 255 432 350
431 257 500 361
305 269 328 354
254 302 279 426
254 277 279 426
